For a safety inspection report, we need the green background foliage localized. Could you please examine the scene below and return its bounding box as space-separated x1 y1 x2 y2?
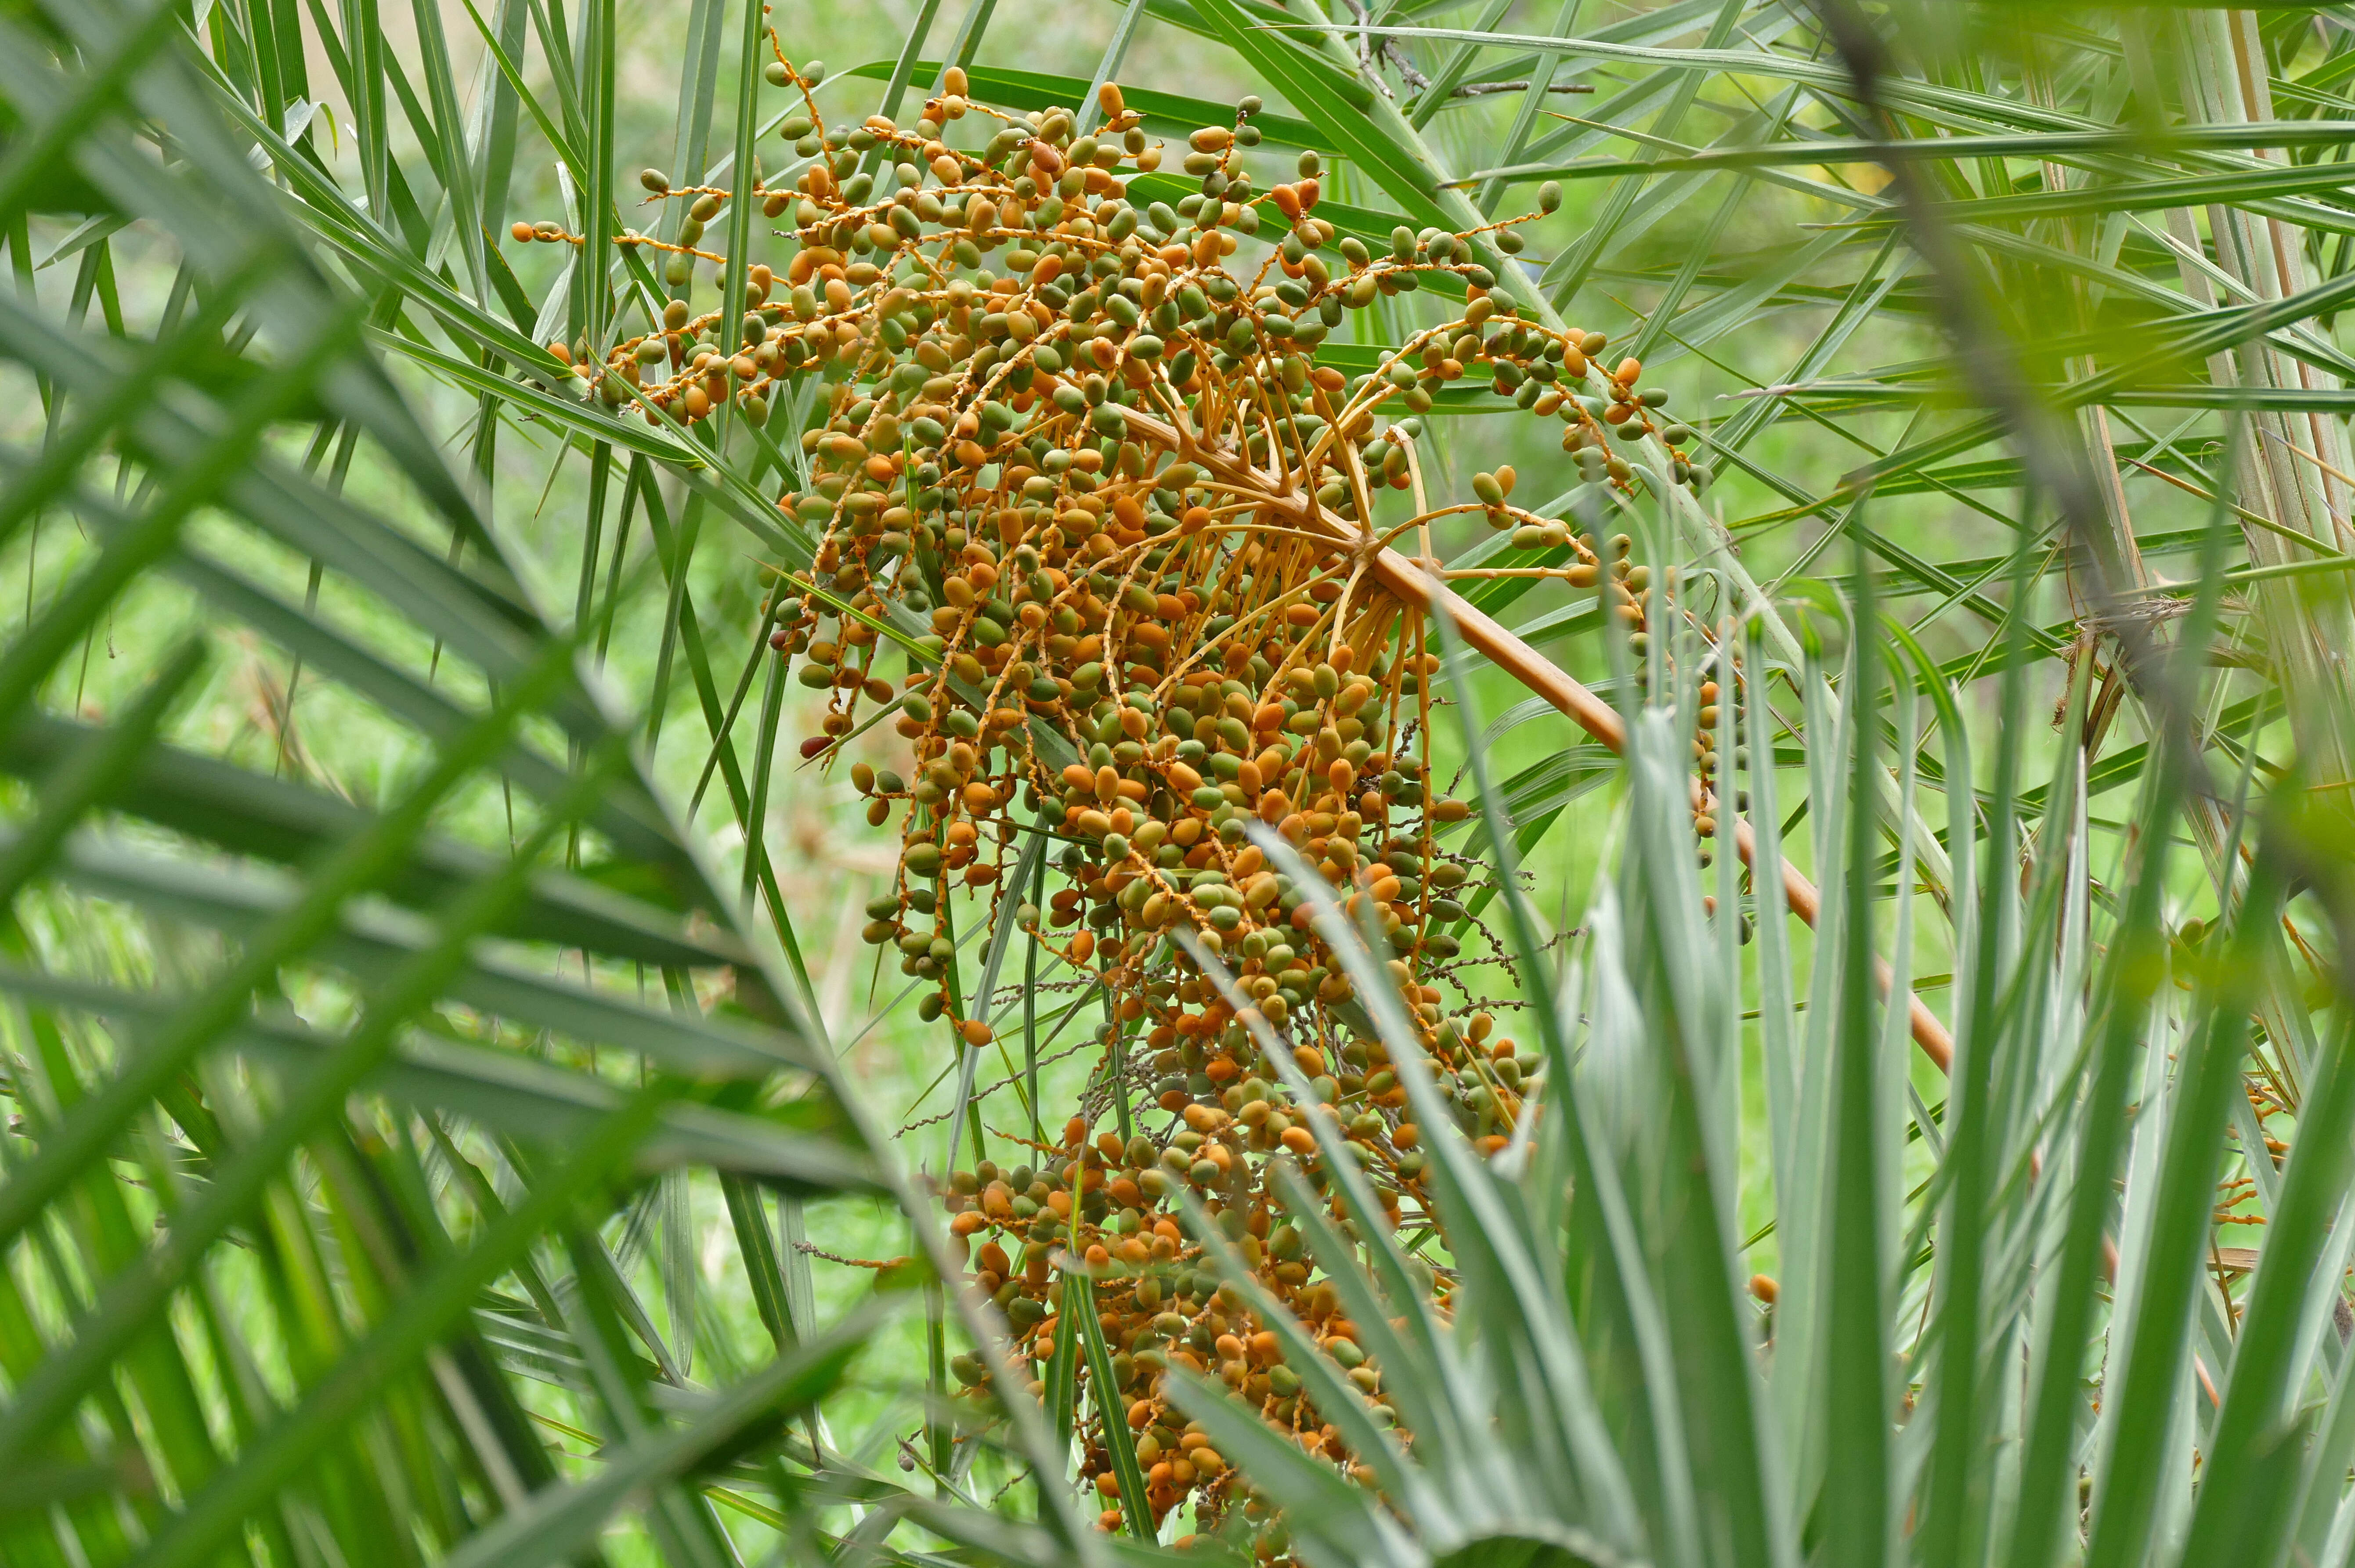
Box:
1 0 2351 1564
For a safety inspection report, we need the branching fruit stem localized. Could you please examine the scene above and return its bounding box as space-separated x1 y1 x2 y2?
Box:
1125 404 1957 1071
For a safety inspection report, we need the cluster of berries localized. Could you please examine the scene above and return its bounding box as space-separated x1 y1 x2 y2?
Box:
512 48 1714 1550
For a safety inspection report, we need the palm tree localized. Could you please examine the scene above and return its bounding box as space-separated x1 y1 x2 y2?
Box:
0 0 2349 1564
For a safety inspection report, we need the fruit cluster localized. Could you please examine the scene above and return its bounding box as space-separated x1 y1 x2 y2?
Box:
514 47 1709 1551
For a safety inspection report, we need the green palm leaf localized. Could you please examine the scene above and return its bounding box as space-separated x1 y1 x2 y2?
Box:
9 0 2355 1564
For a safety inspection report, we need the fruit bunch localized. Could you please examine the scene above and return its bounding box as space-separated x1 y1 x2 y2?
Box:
517 44 1716 1551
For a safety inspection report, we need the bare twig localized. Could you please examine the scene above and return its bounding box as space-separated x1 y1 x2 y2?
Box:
1445 79 1593 98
